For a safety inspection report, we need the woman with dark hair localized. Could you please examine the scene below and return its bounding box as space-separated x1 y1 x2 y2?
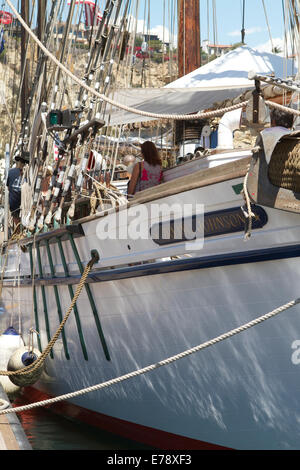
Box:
127 141 163 195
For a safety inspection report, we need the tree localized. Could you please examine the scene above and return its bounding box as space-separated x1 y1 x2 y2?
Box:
231 42 244 50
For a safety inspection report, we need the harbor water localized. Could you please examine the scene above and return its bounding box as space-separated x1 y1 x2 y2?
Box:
12 392 154 451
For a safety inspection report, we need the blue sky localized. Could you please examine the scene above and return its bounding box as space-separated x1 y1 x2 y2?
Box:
144 0 291 52
4 0 293 52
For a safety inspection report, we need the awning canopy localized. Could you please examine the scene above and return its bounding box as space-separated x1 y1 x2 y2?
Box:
104 85 252 126
103 46 297 126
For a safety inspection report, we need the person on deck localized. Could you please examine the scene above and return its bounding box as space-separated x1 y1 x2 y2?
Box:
6 152 29 230
270 108 294 129
259 108 294 164
127 141 163 196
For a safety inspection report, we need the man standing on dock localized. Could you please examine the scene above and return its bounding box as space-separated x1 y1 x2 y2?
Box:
6 152 29 231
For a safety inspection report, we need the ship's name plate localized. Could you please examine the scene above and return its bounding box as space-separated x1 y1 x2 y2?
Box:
151 205 268 245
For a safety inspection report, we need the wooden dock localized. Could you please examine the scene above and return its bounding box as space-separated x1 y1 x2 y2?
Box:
0 385 31 450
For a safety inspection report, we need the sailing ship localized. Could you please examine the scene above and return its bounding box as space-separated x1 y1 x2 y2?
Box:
1 0 300 450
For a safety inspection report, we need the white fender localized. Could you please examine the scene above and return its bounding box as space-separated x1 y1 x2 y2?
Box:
217 108 242 150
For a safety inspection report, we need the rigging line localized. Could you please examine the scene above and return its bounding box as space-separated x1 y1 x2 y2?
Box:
50 0 77 110
6 0 248 121
162 0 165 72
8 6 19 148
89 0 99 49
58 1 83 109
287 0 297 77
241 0 245 44
289 0 300 78
168 0 172 78
199 0 201 66
212 0 215 47
12 0 62 155
262 0 274 52
76 0 115 111
147 0 152 86
128 0 140 87
283 0 289 101
10 0 37 143
121 0 134 87
0 89 18 136
183 0 186 76
98 0 131 118
207 0 209 63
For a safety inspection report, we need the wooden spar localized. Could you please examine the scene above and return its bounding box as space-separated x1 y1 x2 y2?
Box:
21 0 29 126
177 0 201 78
37 0 47 103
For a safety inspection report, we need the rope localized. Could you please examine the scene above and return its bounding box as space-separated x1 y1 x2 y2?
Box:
5 0 247 121
1 294 300 415
0 251 99 378
265 99 300 116
242 165 255 240
262 0 275 52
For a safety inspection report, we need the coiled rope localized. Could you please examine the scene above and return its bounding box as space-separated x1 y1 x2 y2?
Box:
1 295 300 415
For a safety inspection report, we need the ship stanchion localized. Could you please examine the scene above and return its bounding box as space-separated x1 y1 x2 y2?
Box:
45 239 70 360
36 241 53 359
56 237 89 361
68 233 110 361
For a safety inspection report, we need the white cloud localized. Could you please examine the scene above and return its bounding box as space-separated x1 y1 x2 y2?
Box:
228 26 266 37
126 15 176 45
148 25 177 45
254 37 294 56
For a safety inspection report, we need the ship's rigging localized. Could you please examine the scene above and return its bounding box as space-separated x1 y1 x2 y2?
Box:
0 0 299 237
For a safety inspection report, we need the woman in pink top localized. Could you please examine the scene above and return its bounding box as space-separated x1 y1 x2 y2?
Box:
127 141 163 195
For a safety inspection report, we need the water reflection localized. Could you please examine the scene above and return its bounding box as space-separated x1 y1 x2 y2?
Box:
13 394 153 451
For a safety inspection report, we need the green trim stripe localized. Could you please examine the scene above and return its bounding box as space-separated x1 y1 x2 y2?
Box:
36 242 53 359
28 244 42 352
57 237 89 361
68 233 110 361
45 240 70 360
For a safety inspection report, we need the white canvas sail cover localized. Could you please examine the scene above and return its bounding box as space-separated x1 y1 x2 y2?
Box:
104 46 297 126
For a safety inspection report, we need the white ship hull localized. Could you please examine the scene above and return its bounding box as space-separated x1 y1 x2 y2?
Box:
1 155 300 450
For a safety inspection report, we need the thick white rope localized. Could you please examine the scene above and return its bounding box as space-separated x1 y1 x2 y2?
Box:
242 165 256 240
265 100 300 116
1 295 300 415
6 0 247 121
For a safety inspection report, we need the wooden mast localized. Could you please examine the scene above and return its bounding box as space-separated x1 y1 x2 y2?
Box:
20 0 29 126
37 0 47 103
178 0 201 78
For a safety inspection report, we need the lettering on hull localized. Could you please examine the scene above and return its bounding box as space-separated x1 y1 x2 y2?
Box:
151 205 268 245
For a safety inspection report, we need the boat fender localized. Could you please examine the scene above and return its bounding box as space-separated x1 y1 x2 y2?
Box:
45 210 53 225
67 201 75 219
217 108 242 150
0 399 9 410
37 214 44 230
54 207 62 222
0 327 24 395
7 347 44 387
